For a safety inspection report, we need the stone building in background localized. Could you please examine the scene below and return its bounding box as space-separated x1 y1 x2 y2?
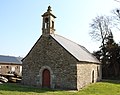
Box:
22 6 102 90
0 55 22 76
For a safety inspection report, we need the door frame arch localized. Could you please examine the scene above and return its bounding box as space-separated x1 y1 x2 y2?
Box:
39 66 54 88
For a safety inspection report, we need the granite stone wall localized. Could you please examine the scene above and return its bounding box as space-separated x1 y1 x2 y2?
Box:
22 35 101 90
22 35 78 90
0 64 21 75
77 62 102 90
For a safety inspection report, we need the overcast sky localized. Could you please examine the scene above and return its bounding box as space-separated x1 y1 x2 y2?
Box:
0 0 120 57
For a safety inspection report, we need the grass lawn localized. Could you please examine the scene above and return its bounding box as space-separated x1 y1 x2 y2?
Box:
0 80 120 95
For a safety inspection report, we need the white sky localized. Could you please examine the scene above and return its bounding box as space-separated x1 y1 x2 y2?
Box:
0 0 120 57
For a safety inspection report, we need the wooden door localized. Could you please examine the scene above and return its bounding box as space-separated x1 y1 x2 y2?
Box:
42 69 50 88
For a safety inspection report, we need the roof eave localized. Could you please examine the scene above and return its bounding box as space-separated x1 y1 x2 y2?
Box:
78 60 101 64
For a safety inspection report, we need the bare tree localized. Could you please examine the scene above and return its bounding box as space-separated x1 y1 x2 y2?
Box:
89 15 114 67
114 0 120 3
112 9 120 31
113 9 120 18
89 15 113 48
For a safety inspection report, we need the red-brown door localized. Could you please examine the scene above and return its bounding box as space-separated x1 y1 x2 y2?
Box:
42 69 50 88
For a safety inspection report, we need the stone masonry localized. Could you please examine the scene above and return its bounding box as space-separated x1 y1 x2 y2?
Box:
22 6 102 90
22 35 78 89
22 35 102 90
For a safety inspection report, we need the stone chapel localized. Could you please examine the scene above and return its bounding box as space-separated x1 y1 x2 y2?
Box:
22 6 102 90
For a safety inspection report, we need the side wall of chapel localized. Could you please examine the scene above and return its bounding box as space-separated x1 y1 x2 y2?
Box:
77 63 102 90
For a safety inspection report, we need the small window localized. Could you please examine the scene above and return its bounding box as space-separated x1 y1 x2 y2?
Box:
16 66 19 69
6 66 9 68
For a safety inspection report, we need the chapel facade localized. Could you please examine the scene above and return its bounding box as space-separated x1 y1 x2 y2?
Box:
22 6 102 90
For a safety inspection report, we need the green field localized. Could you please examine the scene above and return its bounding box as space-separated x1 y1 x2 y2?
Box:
0 80 120 95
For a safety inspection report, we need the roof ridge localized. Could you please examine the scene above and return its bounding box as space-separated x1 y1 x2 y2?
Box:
0 55 22 64
0 55 16 58
0 55 23 58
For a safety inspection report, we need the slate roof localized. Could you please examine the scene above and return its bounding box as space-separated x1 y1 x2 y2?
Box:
51 34 100 63
0 55 22 64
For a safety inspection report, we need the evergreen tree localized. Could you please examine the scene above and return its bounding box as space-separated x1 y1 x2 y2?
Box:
93 31 120 78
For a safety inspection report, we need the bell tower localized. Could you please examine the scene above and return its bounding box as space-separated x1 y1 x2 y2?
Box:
42 6 56 36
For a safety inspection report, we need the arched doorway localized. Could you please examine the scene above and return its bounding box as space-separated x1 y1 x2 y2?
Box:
92 70 94 83
42 69 50 88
